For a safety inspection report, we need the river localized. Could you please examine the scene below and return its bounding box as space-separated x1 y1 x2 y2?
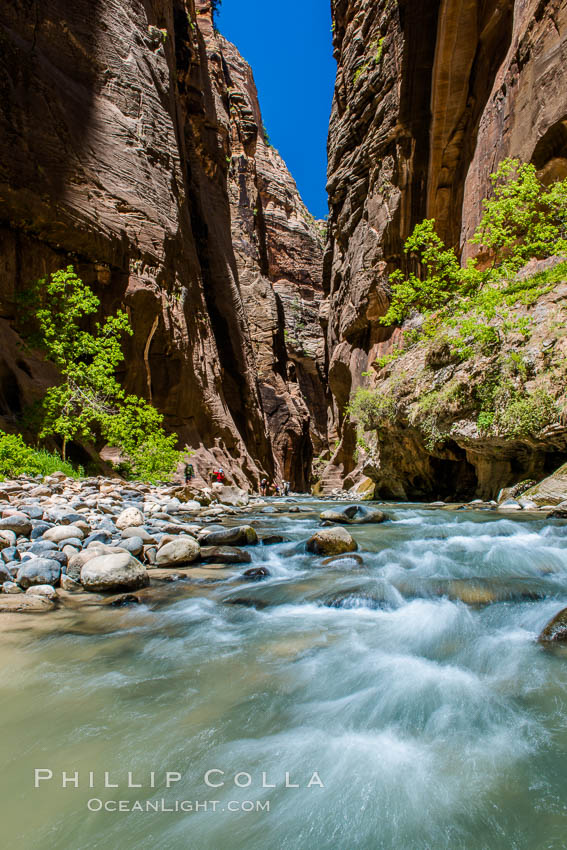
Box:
1 499 567 849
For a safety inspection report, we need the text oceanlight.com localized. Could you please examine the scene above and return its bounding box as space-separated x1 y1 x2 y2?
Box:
86 799 271 813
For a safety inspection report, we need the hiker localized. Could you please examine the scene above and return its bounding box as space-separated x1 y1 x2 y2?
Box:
184 463 194 484
274 483 281 497
216 468 225 483
260 478 267 496
283 480 290 496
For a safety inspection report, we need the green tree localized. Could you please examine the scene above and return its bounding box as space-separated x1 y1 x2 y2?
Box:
472 159 567 270
27 266 181 482
381 159 567 326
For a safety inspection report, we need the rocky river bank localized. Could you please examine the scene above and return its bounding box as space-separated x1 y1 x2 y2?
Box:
1 472 567 644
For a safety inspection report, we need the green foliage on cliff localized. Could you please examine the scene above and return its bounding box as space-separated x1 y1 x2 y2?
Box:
475 375 559 440
0 431 82 480
23 266 181 482
349 159 567 450
346 388 396 431
382 159 567 328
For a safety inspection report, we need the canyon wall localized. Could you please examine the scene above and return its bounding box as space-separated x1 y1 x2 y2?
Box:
322 0 567 497
0 0 326 489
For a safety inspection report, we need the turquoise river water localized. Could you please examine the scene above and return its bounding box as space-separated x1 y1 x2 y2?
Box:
1 499 567 849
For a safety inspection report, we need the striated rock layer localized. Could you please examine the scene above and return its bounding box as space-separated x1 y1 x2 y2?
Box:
215 27 329 491
321 0 567 497
0 0 327 490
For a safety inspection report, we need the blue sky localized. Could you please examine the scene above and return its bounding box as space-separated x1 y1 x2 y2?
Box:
216 0 335 219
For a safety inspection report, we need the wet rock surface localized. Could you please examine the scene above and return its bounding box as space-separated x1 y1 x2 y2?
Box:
320 505 386 525
539 607 567 643
306 527 358 556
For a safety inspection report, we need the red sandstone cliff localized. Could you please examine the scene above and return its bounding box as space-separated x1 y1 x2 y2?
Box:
0 0 327 489
321 0 567 496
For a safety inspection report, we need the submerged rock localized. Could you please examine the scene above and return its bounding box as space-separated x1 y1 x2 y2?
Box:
26 584 58 600
306 527 358 556
108 593 141 607
320 553 365 568
261 535 287 545
200 546 252 564
319 505 386 525
242 566 270 580
199 526 259 547
0 594 55 613
539 607 567 643
225 597 271 610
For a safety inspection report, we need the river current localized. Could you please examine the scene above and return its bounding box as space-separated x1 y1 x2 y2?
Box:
1 499 567 849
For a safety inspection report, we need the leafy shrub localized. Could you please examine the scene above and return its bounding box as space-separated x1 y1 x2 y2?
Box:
496 389 558 438
347 389 396 431
0 432 83 479
0 432 40 477
375 347 405 369
477 411 495 434
381 160 567 331
22 266 182 482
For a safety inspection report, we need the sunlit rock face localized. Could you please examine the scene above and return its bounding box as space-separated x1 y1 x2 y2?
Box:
322 0 567 496
0 0 327 490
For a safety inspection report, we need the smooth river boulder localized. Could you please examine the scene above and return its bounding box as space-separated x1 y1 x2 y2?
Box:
80 553 149 592
66 549 100 581
155 536 200 567
116 507 144 530
0 563 13 584
0 514 32 537
0 530 17 549
43 525 85 544
199 546 252 565
210 484 250 507
199 526 259 547
26 584 58 600
120 536 144 556
306 527 358 556
16 558 61 589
